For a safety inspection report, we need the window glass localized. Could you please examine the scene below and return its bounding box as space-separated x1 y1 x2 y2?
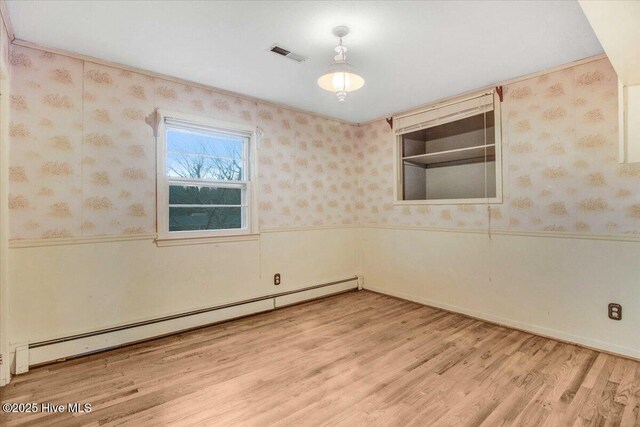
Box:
163 123 251 236
166 129 245 180
169 207 243 231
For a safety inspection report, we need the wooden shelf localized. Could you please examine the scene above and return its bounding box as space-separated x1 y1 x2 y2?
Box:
403 144 495 165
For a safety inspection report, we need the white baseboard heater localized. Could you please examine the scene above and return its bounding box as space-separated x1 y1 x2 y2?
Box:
18 276 359 372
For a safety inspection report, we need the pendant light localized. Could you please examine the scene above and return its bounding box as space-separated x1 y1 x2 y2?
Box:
317 26 365 102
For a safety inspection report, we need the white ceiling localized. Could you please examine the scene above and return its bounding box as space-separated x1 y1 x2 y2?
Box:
6 1 603 123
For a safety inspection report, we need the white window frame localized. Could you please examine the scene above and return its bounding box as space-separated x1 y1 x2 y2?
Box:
156 110 258 242
393 90 503 205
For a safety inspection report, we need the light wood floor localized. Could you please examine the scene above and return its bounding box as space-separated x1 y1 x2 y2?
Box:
1 290 639 426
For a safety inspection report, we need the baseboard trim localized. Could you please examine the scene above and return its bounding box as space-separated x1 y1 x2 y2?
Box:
364 285 640 362
27 300 274 368
20 276 358 370
28 287 362 371
274 280 356 307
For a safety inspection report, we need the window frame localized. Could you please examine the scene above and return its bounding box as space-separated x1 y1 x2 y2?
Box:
392 90 503 205
156 110 258 241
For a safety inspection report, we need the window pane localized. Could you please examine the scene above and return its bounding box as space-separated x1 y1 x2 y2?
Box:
166 128 245 180
167 153 243 180
169 185 242 206
169 207 243 231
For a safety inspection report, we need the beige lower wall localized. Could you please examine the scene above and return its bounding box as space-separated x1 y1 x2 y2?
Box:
8 224 640 370
360 226 640 359
7 227 360 365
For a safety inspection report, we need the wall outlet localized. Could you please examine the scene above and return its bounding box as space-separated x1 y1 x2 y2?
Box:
608 303 622 320
274 273 281 286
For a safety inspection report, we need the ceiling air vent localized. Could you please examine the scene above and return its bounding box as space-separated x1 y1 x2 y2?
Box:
269 44 307 63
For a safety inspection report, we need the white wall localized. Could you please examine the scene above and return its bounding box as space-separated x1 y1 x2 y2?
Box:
361 226 640 358
8 227 359 364
425 161 496 199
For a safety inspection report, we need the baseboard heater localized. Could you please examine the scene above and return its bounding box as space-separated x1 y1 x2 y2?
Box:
18 276 359 372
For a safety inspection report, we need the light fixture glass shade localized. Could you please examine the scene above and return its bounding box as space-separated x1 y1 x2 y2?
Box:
317 63 365 94
317 27 365 102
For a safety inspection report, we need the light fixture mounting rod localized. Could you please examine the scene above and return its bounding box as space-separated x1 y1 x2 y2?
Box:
332 26 350 39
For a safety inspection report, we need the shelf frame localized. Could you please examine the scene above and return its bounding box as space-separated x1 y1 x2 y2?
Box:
393 90 503 205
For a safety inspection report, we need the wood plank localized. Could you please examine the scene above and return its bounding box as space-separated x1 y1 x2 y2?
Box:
0 290 638 426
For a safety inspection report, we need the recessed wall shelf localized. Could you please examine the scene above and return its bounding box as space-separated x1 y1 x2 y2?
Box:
394 90 502 203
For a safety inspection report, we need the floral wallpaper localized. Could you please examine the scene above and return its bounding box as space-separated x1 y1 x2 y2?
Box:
7 47 638 239
82 62 156 236
9 47 84 239
357 58 640 235
0 16 7 93
7 45 358 239
256 104 357 228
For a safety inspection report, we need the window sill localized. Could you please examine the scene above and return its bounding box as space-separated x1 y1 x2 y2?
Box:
155 233 260 247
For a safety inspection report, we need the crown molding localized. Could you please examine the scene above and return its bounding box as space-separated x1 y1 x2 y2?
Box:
2 1 607 129
10 37 358 127
0 0 15 42
358 53 609 127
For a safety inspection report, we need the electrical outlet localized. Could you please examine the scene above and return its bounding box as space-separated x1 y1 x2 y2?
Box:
608 303 622 320
274 273 281 286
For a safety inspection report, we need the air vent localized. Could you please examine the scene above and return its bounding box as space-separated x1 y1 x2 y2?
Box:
269 44 307 63
271 45 290 56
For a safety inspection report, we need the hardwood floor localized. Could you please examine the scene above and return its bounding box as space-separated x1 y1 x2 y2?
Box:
1 290 639 426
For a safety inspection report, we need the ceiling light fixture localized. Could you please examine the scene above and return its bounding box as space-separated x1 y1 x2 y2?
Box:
317 26 365 102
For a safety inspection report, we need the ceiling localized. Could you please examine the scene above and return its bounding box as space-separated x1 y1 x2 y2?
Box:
6 1 603 123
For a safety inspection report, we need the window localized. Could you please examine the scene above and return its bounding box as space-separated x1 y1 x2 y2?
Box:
394 90 502 204
157 111 257 240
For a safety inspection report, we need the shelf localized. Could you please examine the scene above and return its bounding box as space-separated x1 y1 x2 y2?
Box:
403 144 495 165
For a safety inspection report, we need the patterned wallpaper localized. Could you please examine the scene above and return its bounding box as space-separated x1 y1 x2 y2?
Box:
7 45 357 239
0 17 7 94
256 104 358 229
7 47 638 239
357 58 640 235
